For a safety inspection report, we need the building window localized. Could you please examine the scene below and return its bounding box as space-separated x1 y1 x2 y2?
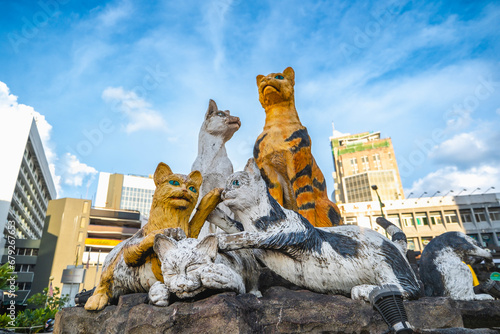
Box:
467 234 479 242
460 209 473 223
489 207 500 221
83 201 90 213
444 210 459 224
345 217 357 225
78 231 84 242
350 158 358 174
429 211 443 225
387 214 401 228
401 213 415 227
373 154 381 169
80 217 87 228
415 213 429 226
361 156 369 171
421 237 432 247
481 233 494 247
407 238 416 250
474 209 487 222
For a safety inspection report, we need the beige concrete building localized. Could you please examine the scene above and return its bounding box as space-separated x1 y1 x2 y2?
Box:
32 198 141 296
339 193 500 251
330 130 404 204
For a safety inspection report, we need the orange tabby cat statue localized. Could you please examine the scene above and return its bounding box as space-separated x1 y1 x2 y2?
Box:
253 67 342 227
84 162 222 311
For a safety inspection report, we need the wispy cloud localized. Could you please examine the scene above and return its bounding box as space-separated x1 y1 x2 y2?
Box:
60 153 98 187
102 86 168 133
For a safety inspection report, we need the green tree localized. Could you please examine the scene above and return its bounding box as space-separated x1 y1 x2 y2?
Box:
0 262 17 291
1 287 69 333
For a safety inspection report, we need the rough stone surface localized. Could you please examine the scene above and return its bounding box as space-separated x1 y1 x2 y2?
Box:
55 287 500 334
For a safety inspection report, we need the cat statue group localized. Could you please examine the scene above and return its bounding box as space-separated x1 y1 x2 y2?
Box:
85 66 495 334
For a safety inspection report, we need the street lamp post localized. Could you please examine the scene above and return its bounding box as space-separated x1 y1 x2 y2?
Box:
483 187 495 194
470 187 481 195
371 185 385 218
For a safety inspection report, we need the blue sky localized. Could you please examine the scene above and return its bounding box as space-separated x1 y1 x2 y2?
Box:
1 0 499 202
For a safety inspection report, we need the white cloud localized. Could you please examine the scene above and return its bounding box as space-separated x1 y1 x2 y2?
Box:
406 164 500 196
60 153 98 187
429 132 488 166
102 86 168 134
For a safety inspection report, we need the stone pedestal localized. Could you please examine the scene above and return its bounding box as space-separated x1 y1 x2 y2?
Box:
55 287 500 333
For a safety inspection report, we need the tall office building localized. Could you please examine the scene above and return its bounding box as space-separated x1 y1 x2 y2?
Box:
0 111 56 255
94 172 155 222
32 198 141 299
330 129 404 204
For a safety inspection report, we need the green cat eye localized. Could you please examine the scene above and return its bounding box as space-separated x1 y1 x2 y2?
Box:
169 180 180 186
189 186 197 193
232 180 240 186
216 111 225 116
275 75 284 80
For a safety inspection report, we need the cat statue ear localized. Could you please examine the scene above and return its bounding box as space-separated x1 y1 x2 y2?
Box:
244 158 262 181
187 170 203 189
205 99 218 119
154 234 178 263
256 74 264 86
154 162 173 187
196 235 218 262
283 67 295 86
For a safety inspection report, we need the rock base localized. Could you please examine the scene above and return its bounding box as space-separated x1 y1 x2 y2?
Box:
55 287 500 334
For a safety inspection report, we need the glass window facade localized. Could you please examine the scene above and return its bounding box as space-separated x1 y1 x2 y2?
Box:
474 209 487 222
429 211 443 225
402 213 415 227
415 212 429 226
444 210 459 224
489 207 500 221
120 186 155 218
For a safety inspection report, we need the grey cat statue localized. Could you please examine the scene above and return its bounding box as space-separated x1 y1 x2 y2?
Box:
149 232 261 305
191 99 240 238
419 231 494 300
209 158 421 302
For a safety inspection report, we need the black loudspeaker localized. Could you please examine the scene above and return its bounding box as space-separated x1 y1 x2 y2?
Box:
369 285 414 334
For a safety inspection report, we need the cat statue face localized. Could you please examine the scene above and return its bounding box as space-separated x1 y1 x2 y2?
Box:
221 159 270 222
203 99 241 142
152 162 202 212
256 67 295 108
153 233 245 299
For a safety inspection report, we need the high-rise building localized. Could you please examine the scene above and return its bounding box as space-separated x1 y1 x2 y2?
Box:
0 111 56 255
1 239 40 305
94 172 154 222
32 198 141 300
330 129 404 204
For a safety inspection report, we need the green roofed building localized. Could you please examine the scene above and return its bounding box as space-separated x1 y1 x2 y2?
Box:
330 128 404 204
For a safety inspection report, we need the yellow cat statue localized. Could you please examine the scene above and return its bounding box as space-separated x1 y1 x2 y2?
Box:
84 162 222 311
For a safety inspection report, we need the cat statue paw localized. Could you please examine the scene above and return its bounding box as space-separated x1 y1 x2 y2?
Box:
200 263 245 294
148 281 170 306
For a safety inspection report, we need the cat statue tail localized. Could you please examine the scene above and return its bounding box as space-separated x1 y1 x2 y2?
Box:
376 217 407 255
